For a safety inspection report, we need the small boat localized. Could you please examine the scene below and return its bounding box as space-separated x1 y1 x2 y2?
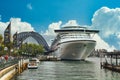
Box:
32 58 40 63
28 58 38 69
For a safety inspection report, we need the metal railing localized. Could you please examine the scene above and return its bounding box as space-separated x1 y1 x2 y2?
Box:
0 58 19 71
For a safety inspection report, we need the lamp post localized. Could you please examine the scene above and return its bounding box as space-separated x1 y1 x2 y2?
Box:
11 49 13 56
4 47 8 62
4 47 8 51
4 47 8 55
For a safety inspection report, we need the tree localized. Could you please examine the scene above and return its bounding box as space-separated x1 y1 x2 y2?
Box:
18 43 44 57
0 34 4 56
0 44 5 56
4 42 13 55
0 34 3 44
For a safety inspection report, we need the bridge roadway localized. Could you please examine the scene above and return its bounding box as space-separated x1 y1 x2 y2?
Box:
13 31 51 54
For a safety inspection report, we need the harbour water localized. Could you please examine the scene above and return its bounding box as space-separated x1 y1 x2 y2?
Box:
13 57 120 80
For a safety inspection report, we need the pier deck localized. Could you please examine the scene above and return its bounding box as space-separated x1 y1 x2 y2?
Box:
102 63 120 72
101 52 120 73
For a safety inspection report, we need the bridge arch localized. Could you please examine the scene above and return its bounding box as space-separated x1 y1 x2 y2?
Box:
13 31 49 51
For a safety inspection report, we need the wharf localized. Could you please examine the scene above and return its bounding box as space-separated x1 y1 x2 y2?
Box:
0 59 28 80
101 52 120 73
102 63 120 73
0 56 61 80
38 56 61 61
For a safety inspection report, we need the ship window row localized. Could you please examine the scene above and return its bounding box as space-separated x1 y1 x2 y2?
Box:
60 34 91 39
60 36 90 39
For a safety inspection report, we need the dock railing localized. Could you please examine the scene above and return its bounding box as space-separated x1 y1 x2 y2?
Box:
101 51 120 72
0 57 19 71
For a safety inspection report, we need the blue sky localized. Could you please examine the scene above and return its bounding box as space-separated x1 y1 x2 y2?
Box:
1 0 120 50
0 0 120 31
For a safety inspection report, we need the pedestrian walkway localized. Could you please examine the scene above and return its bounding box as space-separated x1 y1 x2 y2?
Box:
0 68 16 80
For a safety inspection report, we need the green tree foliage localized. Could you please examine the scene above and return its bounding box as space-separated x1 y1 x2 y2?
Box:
0 34 3 44
0 44 5 56
0 34 4 56
18 43 44 56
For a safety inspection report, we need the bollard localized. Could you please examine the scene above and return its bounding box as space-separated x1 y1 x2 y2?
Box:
100 62 103 69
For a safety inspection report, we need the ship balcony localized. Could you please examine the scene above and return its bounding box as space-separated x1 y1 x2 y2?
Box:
60 37 94 43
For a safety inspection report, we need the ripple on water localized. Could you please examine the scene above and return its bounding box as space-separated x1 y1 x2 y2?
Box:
13 58 120 80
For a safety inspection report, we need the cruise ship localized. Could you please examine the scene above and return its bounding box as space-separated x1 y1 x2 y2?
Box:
51 26 99 60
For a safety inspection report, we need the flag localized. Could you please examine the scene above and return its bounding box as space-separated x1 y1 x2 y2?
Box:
4 22 11 44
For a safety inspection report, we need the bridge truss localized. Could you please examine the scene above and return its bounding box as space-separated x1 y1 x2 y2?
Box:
13 31 50 51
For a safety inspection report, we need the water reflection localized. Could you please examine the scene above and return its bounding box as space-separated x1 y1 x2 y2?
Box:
13 58 120 80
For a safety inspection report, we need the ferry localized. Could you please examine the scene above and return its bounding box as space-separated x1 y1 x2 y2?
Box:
51 26 99 60
32 58 40 63
27 58 39 69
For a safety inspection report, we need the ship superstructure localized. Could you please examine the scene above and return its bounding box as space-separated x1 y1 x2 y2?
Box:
51 26 99 60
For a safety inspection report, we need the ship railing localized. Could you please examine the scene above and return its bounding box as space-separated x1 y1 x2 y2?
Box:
61 36 91 39
60 38 93 42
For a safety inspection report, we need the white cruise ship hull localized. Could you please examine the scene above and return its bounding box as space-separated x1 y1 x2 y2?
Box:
53 40 96 60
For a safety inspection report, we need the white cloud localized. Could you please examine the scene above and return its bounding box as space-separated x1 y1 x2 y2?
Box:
0 18 35 36
27 3 33 10
93 34 116 51
91 6 120 50
62 20 79 27
43 20 79 36
10 18 34 34
42 21 62 45
116 32 120 38
43 19 116 51
0 22 7 36
92 7 120 38
43 20 79 45
44 21 62 36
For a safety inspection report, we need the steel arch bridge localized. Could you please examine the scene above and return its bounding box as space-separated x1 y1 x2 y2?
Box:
13 31 49 51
